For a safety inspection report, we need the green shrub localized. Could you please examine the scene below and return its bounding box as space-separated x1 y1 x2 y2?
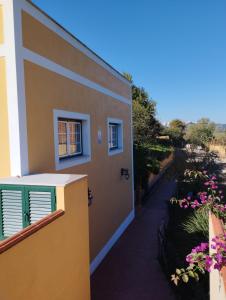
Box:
143 143 173 161
182 208 209 239
134 143 173 190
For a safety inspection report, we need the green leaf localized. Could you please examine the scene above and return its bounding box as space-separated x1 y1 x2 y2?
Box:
182 274 189 283
176 269 181 275
188 271 195 278
194 272 199 282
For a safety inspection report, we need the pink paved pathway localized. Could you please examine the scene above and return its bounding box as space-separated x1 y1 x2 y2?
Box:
91 177 176 300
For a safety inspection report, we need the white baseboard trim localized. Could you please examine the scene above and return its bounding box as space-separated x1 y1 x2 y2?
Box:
90 209 135 275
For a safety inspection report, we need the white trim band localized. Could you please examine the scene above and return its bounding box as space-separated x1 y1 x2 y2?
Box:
90 210 135 275
23 48 131 106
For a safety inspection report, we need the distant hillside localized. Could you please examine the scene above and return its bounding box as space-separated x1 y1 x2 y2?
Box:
216 124 226 131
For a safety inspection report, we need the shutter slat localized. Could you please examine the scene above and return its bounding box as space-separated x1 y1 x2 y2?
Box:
30 203 51 207
2 191 22 195
29 192 52 196
29 197 52 201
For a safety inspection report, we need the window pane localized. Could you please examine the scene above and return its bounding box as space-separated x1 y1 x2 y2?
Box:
69 122 82 155
58 121 67 157
109 124 118 149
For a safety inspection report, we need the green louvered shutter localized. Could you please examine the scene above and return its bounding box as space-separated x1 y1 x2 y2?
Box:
0 185 56 240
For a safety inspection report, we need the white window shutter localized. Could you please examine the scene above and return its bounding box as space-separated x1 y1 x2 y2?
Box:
29 191 53 224
2 190 23 237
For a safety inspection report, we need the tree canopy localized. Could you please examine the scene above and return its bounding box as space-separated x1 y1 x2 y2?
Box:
169 119 186 132
185 118 216 146
123 73 162 145
162 119 186 147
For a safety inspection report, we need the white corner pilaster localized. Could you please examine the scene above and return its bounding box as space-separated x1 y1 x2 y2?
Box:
1 0 29 176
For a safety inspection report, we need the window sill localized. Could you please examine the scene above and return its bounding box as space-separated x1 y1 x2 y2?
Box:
56 155 91 170
108 148 123 156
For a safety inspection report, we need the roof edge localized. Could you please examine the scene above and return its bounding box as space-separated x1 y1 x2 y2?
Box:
26 0 131 85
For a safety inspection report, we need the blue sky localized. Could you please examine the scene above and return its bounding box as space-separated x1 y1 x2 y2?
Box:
32 0 226 124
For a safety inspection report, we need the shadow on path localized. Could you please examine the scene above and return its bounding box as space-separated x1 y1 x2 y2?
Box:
91 175 177 300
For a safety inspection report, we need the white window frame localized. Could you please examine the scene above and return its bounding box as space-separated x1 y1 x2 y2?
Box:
54 110 91 170
107 118 123 156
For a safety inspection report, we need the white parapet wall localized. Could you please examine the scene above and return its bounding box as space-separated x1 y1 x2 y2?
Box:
209 214 226 300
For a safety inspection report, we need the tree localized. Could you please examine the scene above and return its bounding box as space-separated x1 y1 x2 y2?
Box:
162 119 186 147
169 119 186 132
123 73 163 203
123 73 162 144
123 72 132 83
185 118 216 146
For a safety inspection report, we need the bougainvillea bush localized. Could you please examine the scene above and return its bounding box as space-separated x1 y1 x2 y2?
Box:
171 173 226 285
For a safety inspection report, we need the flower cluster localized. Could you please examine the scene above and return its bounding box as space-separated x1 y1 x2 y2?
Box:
170 173 225 222
204 176 218 189
171 235 226 285
170 171 226 285
211 235 226 271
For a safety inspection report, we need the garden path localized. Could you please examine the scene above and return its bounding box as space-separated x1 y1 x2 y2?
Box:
91 174 177 300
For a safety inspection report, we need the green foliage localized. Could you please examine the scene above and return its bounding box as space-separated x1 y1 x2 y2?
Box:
182 208 209 239
134 144 159 190
144 143 173 160
185 118 216 146
164 127 184 147
162 119 186 147
169 119 186 132
123 72 133 82
132 90 161 144
123 72 162 145
133 101 154 144
123 73 169 196
134 143 172 189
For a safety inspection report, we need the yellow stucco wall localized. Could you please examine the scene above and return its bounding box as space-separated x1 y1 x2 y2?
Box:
0 177 90 300
0 6 3 44
22 11 131 99
24 61 133 260
0 57 11 177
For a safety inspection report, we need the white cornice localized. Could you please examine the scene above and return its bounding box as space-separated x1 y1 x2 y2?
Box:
23 47 131 106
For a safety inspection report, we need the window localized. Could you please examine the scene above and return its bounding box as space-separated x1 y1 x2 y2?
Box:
54 110 91 170
109 123 119 150
107 118 123 155
58 119 82 158
0 185 56 240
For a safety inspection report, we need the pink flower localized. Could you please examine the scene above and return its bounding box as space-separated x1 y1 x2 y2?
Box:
211 185 218 190
205 255 213 272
